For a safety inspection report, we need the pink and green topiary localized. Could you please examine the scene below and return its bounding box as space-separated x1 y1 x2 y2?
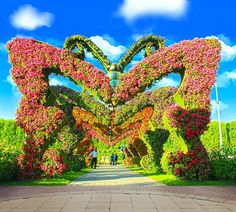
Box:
7 35 221 180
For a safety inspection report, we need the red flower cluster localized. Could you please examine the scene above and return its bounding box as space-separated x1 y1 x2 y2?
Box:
17 138 44 179
169 143 210 180
166 104 210 140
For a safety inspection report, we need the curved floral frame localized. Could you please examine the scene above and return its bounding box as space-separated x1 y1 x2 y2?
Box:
7 36 221 179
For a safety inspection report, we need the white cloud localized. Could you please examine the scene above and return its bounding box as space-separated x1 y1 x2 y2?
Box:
132 34 146 41
15 34 34 39
217 34 232 45
10 5 54 30
89 35 126 61
130 60 140 66
118 0 188 21
217 70 236 87
0 43 7 54
211 100 229 115
206 35 236 62
220 41 236 62
157 78 179 87
6 75 21 96
148 77 179 91
6 75 66 94
6 75 14 85
49 78 67 86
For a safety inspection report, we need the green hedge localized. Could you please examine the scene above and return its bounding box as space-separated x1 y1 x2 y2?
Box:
227 121 236 149
201 121 229 151
0 119 25 150
92 138 126 164
201 121 236 151
0 119 25 181
188 121 236 180
209 147 236 180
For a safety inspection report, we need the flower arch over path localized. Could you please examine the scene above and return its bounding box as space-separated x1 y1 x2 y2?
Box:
7 35 221 180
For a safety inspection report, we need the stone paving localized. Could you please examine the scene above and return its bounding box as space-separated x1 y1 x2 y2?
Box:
69 164 164 186
0 165 236 212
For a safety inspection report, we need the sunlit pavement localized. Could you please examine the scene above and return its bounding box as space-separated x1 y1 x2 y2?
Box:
0 165 236 212
69 164 164 186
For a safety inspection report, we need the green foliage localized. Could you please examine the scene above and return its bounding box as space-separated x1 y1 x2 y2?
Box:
0 169 91 186
227 121 236 148
140 153 155 171
201 121 229 151
209 147 236 180
163 133 183 153
0 119 25 150
66 150 86 171
124 156 140 166
129 166 236 186
160 151 173 174
161 133 188 174
133 139 148 157
92 138 126 163
0 120 25 181
0 148 19 182
46 139 86 173
56 125 81 154
141 129 169 171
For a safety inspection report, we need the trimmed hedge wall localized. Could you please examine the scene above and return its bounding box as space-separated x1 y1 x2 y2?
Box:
201 121 235 151
0 119 25 181
0 119 25 149
227 121 236 148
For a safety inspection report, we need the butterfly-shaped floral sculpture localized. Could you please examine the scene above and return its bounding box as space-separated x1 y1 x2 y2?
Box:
7 35 221 180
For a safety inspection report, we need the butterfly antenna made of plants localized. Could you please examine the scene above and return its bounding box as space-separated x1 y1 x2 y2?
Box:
116 35 165 73
64 35 112 73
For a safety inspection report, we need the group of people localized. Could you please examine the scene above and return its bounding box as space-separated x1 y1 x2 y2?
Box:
88 148 119 169
110 153 118 165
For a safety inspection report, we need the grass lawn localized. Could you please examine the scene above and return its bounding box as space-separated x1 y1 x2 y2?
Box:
0 168 91 186
130 167 236 186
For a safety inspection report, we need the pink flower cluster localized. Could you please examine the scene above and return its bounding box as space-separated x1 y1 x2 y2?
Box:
7 38 112 102
41 149 67 177
115 38 221 109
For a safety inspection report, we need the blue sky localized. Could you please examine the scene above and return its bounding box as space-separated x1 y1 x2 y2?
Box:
0 0 236 121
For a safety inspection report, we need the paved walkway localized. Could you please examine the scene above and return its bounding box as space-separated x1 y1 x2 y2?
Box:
0 165 236 212
69 164 164 186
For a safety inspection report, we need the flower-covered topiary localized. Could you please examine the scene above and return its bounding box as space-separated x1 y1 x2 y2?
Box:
7 35 221 180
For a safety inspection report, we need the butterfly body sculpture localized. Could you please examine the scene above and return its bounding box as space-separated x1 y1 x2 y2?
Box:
7 35 221 180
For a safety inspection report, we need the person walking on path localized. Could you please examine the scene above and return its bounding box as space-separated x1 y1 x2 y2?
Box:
110 153 115 165
115 153 118 165
89 148 98 169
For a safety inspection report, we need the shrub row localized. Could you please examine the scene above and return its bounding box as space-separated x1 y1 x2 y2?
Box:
201 121 236 151
0 119 25 181
0 119 86 181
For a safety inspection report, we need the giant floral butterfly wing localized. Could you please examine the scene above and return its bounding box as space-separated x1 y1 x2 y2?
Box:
7 38 112 103
7 38 113 138
114 38 221 109
112 87 176 145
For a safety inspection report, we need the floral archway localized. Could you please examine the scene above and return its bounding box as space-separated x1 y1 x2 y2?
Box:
7 35 221 180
